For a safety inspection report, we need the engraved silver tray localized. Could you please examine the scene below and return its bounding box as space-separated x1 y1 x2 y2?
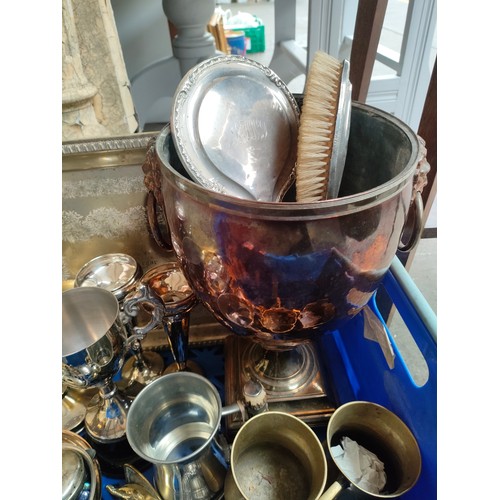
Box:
62 133 231 347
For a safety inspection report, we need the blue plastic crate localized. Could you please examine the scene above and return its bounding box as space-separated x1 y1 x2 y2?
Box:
95 258 436 499
317 258 437 499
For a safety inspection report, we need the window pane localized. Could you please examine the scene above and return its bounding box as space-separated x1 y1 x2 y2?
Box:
296 0 309 48
379 0 409 57
375 0 410 77
372 60 397 77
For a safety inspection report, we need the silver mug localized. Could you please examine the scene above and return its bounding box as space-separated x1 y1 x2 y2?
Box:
126 372 241 500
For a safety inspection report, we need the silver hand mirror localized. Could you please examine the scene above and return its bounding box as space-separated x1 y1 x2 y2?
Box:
171 55 300 202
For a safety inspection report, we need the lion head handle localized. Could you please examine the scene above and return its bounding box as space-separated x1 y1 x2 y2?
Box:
141 136 173 250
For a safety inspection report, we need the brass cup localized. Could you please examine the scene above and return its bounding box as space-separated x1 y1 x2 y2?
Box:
228 411 328 500
322 401 421 498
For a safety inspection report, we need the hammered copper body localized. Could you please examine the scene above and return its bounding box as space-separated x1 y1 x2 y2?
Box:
150 103 423 350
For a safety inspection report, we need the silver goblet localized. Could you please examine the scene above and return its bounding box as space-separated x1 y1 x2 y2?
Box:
62 286 130 444
123 262 201 375
74 253 164 393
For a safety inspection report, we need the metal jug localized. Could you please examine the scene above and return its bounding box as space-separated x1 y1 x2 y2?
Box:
125 372 240 500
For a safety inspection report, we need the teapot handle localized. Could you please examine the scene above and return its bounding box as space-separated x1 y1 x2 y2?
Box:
142 136 173 250
398 136 431 252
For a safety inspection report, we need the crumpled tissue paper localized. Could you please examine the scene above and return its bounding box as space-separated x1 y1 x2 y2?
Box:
331 436 387 494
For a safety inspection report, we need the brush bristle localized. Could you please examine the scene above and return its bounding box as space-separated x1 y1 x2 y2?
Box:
296 51 343 202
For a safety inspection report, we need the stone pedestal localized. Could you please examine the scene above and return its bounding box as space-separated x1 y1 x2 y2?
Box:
162 0 217 76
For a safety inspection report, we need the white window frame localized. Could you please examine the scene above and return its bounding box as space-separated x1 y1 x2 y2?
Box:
307 0 437 131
